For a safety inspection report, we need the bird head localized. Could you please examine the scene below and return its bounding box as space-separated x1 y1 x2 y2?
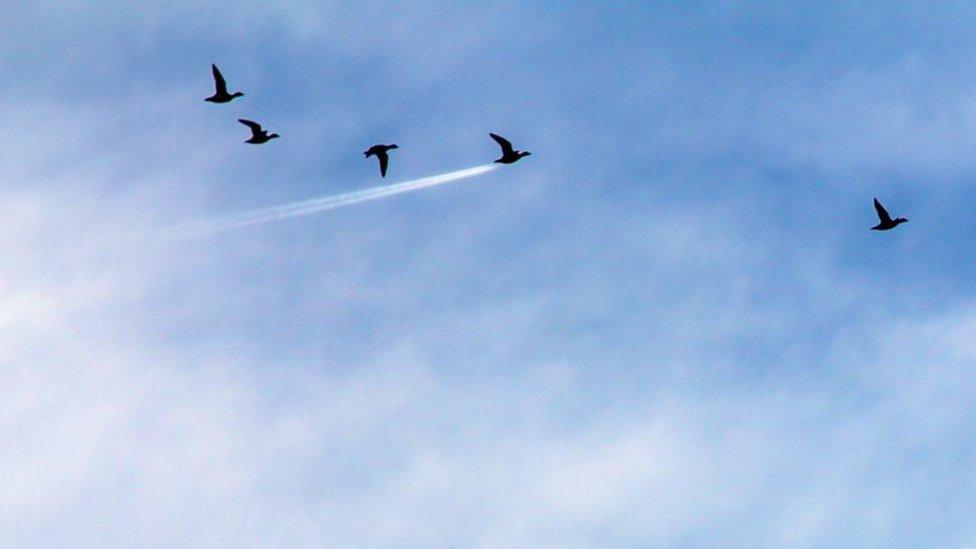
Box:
519 150 532 158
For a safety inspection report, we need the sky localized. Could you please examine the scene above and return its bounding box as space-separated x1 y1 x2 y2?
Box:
3 1 976 546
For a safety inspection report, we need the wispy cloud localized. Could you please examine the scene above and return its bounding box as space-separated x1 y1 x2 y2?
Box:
3 2 976 547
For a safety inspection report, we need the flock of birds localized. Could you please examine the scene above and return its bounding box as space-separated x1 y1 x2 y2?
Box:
204 64 531 179
205 63 904 232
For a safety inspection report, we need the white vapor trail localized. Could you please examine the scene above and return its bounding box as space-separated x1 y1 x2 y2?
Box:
165 164 498 238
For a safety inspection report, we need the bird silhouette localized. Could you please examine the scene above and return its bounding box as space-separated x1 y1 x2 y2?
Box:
490 133 531 164
364 144 399 177
205 64 244 103
871 198 908 231
238 119 279 144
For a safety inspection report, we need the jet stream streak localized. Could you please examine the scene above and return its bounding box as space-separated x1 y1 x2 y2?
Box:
166 164 498 238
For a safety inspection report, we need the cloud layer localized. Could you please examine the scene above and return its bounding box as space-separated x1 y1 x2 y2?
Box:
3 2 976 547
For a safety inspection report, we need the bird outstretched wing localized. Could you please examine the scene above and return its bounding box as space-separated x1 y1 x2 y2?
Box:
490 133 515 155
238 119 262 136
212 64 228 94
378 152 389 177
873 198 892 223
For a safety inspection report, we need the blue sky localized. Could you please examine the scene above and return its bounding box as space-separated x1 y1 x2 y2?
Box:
3 2 976 546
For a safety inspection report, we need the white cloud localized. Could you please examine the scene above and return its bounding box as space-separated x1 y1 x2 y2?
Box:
3 3 976 547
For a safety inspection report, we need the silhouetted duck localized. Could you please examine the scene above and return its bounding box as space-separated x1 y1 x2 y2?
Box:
238 119 279 144
490 133 531 164
205 64 244 103
363 144 398 177
871 198 908 231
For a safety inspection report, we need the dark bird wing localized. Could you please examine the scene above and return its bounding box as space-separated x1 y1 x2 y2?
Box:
378 151 389 177
212 64 228 95
873 198 893 224
238 118 263 136
490 133 515 155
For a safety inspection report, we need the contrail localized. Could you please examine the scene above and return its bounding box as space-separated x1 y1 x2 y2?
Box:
165 164 498 238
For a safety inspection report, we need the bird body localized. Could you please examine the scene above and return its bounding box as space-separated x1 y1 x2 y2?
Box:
871 198 908 231
490 133 531 164
364 144 399 177
205 64 244 103
238 119 279 144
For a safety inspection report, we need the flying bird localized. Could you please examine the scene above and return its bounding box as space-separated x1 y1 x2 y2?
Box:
238 119 279 144
489 133 531 164
871 198 908 231
364 144 399 177
205 64 244 103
